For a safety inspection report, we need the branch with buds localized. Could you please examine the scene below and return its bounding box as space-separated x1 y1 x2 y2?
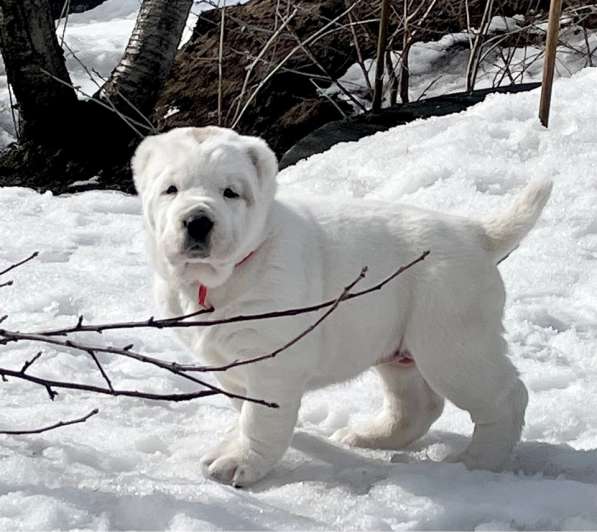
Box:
0 250 429 435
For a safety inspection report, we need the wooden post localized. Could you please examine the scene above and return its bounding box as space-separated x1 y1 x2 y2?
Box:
539 0 562 127
372 0 390 112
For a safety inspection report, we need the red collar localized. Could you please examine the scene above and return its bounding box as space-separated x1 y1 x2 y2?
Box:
197 251 255 309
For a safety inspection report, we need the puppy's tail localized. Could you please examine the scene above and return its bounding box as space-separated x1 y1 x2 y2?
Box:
482 178 553 263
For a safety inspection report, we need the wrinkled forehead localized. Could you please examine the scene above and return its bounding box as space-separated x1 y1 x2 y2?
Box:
160 136 256 187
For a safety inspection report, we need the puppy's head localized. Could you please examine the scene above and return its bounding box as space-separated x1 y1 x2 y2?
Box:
132 126 278 287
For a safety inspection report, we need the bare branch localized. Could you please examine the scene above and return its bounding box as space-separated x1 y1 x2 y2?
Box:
282 16 367 113
217 4 226 125
197 266 369 373
0 331 278 408
231 7 298 125
466 0 495 92
0 252 39 277
231 0 363 128
21 351 43 374
347 9 373 97
33 251 430 337
372 0 391 112
86 349 114 392
7 82 20 142
0 408 98 436
60 41 157 134
181 250 431 373
39 68 147 139
0 249 429 414
310 78 348 118
0 366 222 402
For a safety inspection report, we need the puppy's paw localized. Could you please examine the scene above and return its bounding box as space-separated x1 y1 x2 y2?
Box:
330 427 361 447
200 438 238 467
200 440 270 487
443 449 509 472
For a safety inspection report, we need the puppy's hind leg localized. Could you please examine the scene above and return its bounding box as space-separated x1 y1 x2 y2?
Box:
333 361 444 449
412 321 528 472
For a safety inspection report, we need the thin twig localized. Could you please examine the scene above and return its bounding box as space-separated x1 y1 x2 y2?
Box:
582 24 593 67
86 350 114 392
231 0 363 128
181 250 431 372
7 82 20 141
39 69 147 139
61 40 156 133
33 251 430 337
0 331 277 408
231 8 298 126
0 252 39 277
0 367 221 402
0 249 428 416
0 408 98 436
217 4 226 126
466 0 495 91
285 25 367 113
416 75 443 101
21 351 43 374
310 78 348 118
372 0 391 112
196 266 369 372
347 9 373 96
57 0 72 48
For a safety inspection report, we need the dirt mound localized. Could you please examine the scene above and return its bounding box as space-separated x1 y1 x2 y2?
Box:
156 0 372 158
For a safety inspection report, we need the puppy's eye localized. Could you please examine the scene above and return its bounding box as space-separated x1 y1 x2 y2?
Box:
164 185 178 195
223 187 240 199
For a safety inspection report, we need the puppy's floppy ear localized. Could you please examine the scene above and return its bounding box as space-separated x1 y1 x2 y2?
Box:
243 136 278 187
131 135 161 194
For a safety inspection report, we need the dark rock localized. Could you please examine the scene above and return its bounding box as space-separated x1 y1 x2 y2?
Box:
280 83 541 169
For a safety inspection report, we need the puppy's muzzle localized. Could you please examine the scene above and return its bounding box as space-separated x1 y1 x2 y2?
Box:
183 212 214 256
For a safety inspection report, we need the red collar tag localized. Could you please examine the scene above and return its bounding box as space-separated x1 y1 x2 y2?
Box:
198 284 209 308
197 251 255 309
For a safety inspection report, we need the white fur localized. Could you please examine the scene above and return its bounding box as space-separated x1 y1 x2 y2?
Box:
133 126 552 487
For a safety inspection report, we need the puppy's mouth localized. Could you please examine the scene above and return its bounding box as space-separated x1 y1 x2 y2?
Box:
184 244 210 261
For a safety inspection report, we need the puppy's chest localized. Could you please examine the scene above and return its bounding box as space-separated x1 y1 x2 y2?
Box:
176 293 260 364
189 326 232 367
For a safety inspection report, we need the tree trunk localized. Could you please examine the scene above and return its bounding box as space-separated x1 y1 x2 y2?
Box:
100 0 193 118
0 0 78 142
0 0 195 191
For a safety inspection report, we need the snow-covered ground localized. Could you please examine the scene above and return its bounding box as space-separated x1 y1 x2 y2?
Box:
1 67 596 529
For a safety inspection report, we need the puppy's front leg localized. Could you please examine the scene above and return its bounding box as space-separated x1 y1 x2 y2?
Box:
201 369 304 487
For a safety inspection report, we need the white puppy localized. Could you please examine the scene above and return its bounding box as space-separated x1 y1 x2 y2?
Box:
132 126 552 487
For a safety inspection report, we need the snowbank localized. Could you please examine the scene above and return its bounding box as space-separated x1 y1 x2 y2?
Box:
0 68 596 529
326 23 596 111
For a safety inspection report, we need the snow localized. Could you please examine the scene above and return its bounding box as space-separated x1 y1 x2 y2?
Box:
487 16 519 33
1 67 597 529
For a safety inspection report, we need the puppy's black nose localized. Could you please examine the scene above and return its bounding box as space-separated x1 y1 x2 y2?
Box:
185 215 214 243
